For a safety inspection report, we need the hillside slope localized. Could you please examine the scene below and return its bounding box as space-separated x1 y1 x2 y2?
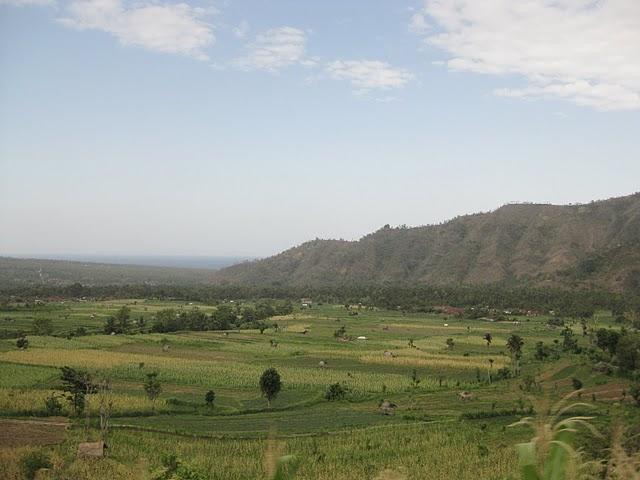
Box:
215 193 640 290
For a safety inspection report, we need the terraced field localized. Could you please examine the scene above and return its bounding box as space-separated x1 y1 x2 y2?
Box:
0 301 635 479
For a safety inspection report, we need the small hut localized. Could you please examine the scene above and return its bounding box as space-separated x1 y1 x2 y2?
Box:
77 441 106 458
379 400 397 415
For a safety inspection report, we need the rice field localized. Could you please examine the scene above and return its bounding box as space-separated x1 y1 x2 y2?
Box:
0 300 633 479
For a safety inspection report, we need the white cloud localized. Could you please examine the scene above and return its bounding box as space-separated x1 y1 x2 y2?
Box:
415 0 640 111
408 12 428 34
59 0 215 60
0 0 53 6
233 26 308 72
326 60 413 93
232 20 249 39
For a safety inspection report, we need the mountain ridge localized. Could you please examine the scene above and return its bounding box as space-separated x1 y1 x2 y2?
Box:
214 192 640 291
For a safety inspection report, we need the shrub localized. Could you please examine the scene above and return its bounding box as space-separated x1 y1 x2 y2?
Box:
44 393 63 415
572 378 583 390
20 451 52 480
325 382 347 401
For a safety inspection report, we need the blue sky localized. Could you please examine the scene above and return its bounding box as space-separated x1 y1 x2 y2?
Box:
1 0 639 257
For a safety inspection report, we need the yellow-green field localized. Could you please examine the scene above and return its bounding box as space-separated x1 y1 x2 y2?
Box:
0 301 636 479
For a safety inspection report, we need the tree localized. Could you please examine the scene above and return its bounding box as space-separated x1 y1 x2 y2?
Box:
60 366 95 416
33 318 53 336
205 390 215 407
259 368 281 407
324 383 346 401
16 336 28 349
211 304 236 330
144 372 162 412
334 326 347 339
561 326 579 353
534 341 549 361
506 334 524 375
445 338 455 349
616 334 640 372
115 306 131 333
595 328 620 355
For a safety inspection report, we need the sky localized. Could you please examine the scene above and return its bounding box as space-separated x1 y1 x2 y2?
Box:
1 0 639 258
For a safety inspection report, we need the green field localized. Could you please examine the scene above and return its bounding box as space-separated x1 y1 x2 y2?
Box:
0 301 637 479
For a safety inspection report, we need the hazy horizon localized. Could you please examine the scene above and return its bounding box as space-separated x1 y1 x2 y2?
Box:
2 0 639 258
2 191 638 260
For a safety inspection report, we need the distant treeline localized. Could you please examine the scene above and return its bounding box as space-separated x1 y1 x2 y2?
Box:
1 282 638 316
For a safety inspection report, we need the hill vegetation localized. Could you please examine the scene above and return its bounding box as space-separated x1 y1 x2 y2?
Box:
0 257 217 288
215 193 640 292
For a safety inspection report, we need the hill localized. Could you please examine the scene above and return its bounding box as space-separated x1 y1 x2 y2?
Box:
0 257 218 288
215 193 640 291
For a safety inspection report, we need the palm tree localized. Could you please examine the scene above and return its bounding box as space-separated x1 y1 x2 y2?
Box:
506 334 524 375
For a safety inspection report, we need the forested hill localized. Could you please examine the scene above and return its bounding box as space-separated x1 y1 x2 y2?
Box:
215 193 640 292
0 257 217 288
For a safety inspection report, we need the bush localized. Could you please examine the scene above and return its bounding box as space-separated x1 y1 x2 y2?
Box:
44 393 63 416
325 382 347 401
20 451 52 480
572 377 583 390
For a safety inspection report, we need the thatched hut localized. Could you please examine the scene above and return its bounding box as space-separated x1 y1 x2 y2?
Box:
379 400 397 415
77 441 106 458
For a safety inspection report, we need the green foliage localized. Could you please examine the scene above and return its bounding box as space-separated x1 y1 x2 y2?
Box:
507 334 524 375
260 368 281 407
571 378 583 390
16 335 28 349
534 341 551 361
324 382 346 401
60 366 95 415
152 453 207 480
44 392 64 415
616 333 640 372
511 396 600 480
20 450 52 480
204 390 215 407
33 317 53 336
595 328 620 355
271 455 300 480
144 372 162 404
561 327 579 353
